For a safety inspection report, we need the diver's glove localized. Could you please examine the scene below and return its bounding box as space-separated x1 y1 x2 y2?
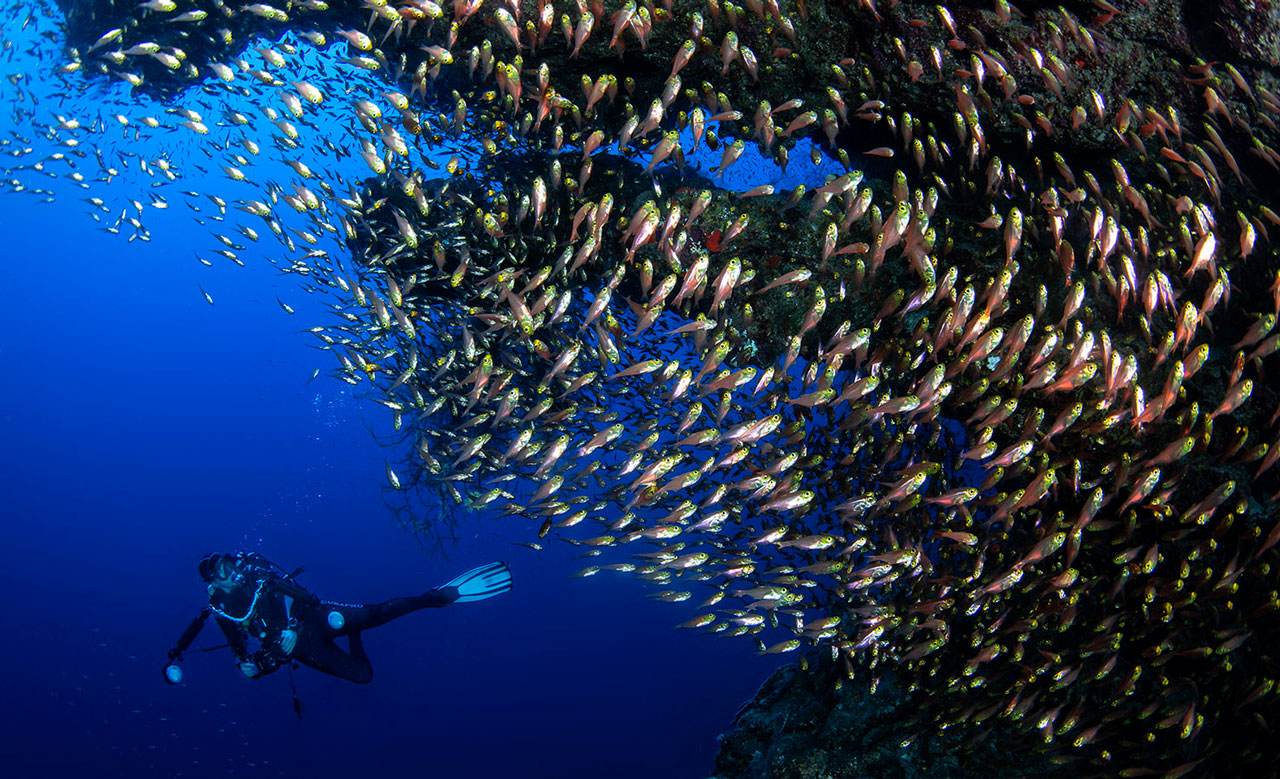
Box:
279 629 298 656
239 659 259 678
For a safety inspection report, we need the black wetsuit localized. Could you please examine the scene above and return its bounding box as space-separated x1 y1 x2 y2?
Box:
171 558 458 684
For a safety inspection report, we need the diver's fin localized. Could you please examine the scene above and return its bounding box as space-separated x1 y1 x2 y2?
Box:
443 561 513 603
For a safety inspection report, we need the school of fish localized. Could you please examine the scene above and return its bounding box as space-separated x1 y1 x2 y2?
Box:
4 0 1280 775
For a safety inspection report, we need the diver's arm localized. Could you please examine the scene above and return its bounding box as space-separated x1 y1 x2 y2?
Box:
215 617 281 678
167 608 211 661
257 576 311 654
163 608 214 684
263 573 320 605
214 615 252 664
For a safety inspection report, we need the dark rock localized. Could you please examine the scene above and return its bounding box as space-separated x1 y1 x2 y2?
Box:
712 663 1052 779
1216 0 1280 66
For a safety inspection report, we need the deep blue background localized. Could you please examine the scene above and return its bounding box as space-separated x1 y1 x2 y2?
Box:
0 187 783 777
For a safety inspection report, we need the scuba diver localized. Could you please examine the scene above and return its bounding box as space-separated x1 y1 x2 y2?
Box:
164 552 512 687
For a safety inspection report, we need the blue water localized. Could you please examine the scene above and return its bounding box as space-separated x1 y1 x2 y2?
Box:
0 180 782 777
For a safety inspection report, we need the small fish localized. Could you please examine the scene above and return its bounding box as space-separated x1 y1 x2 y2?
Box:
756 268 812 295
1209 379 1252 420
777 534 838 550
677 613 716 629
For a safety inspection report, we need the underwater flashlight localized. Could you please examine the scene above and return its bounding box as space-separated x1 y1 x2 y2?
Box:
163 664 183 685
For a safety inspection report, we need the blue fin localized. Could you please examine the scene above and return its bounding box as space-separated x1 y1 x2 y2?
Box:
443 561 513 603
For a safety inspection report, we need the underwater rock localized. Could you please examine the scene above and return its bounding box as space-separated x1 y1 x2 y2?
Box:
712 663 1050 779
1217 0 1280 66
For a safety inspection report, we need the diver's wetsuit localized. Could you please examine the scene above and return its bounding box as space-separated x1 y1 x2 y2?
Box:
172 555 459 684
283 588 457 684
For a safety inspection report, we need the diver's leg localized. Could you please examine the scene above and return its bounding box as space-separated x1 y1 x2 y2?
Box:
316 563 509 635
347 631 369 666
292 632 373 684
322 590 454 634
